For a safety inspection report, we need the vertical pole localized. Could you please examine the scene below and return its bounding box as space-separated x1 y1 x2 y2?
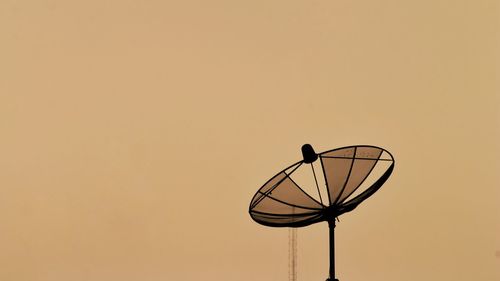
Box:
328 220 337 281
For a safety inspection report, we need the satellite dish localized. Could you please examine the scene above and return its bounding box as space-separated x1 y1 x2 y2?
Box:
249 144 395 281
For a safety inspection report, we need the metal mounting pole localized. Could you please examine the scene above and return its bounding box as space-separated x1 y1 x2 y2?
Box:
328 220 339 281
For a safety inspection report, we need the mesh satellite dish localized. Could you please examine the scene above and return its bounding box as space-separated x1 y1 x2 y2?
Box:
249 144 395 281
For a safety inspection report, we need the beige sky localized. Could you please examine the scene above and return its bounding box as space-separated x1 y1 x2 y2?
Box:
1 1 499 280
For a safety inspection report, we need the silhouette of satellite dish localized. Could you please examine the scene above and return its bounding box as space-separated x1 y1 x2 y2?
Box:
249 144 395 281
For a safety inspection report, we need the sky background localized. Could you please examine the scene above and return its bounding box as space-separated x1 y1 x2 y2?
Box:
1 1 499 280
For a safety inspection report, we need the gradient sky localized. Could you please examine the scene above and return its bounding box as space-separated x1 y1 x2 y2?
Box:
1 1 499 280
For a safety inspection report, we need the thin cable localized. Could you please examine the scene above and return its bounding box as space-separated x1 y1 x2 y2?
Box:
311 163 324 206
289 209 292 281
288 208 297 281
293 228 297 281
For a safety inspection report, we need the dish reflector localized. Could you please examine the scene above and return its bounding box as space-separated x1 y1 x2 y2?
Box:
249 145 395 228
